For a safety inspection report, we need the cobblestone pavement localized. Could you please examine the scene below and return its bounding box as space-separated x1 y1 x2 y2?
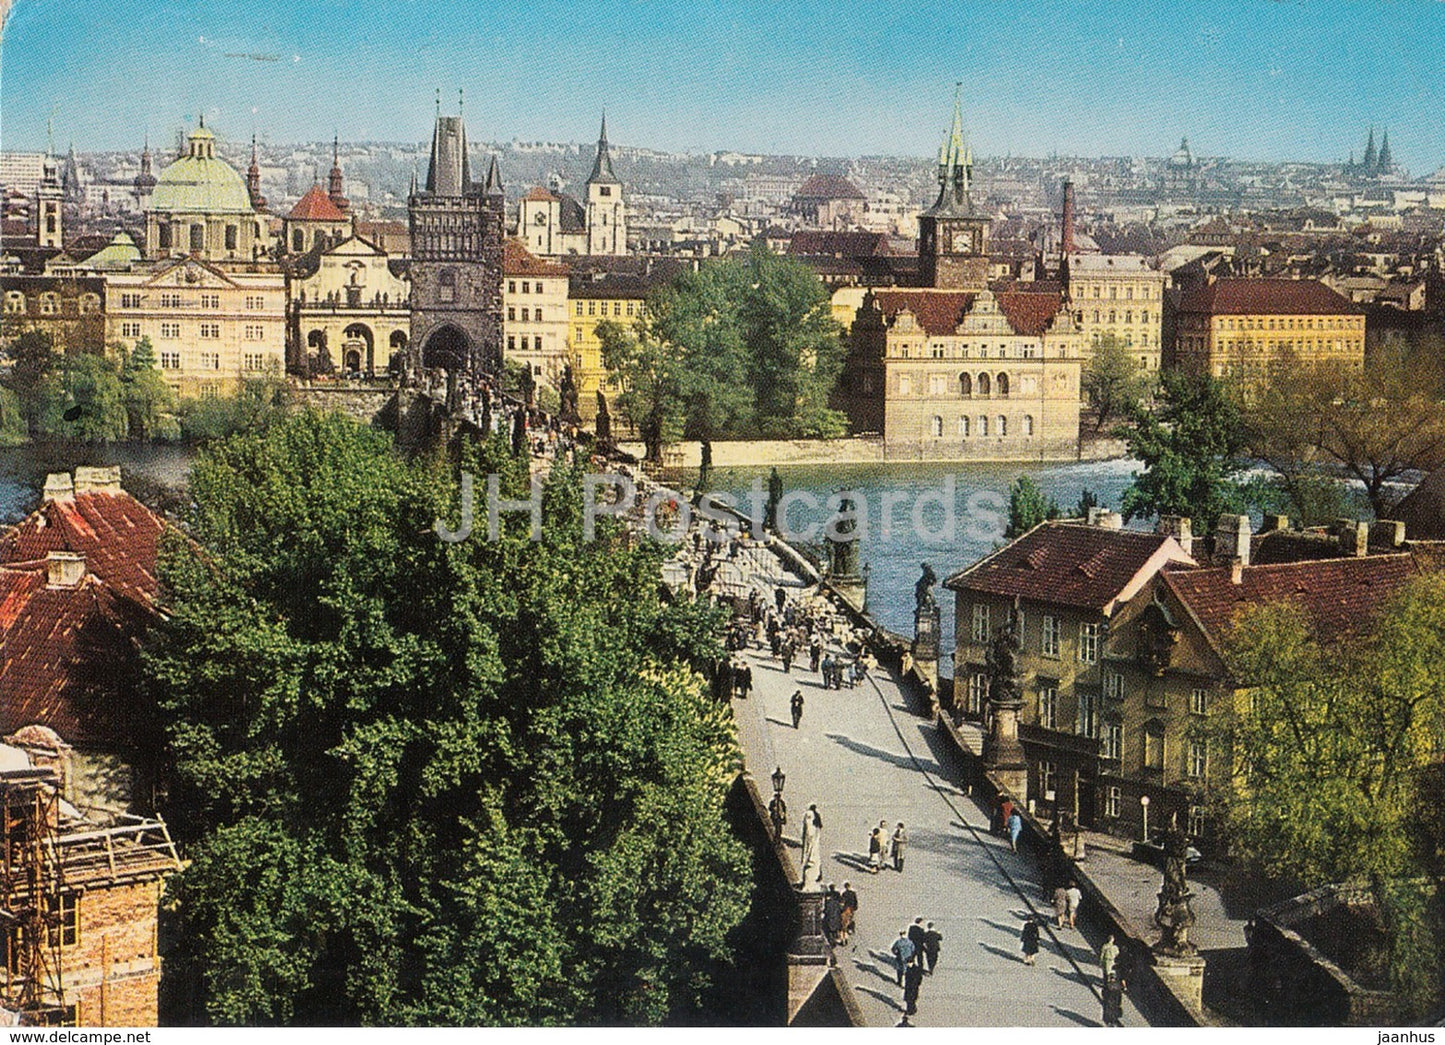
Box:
733 636 1149 1027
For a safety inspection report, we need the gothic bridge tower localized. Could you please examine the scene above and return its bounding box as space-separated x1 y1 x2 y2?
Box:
408 92 505 379
917 85 991 291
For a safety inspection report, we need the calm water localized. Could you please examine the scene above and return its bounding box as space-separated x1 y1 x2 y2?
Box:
708 457 1142 672
0 443 196 524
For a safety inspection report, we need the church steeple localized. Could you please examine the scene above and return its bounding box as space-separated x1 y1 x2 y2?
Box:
328 133 349 211
134 134 157 201
587 111 619 186
917 84 989 290
246 133 267 211
1377 129 1392 172
1362 127 1377 170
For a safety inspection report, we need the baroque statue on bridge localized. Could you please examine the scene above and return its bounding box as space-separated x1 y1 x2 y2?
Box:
1153 814 1198 957
986 598 1024 706
914 562 938 611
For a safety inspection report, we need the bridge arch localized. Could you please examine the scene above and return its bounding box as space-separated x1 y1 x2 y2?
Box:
421 324 470 373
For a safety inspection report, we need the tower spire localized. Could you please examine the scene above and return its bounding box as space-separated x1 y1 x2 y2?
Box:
587 110 618 185
328 132 349 211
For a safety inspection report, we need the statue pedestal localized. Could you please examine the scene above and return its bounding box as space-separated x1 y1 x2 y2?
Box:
912 601 941 708
985 697 1029 801
1152 952 1207 1013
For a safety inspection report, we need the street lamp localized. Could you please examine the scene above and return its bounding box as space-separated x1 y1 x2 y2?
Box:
1140 794 1151 842
861 562 871 612
771 765 787 796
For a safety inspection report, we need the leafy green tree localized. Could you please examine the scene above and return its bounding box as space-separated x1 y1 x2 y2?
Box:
1073 488 1100 520
179 378 292 443
1082 334 1153 433
44 353 129 442
146 412 751 1025
0 387 26 446
1120 371 1247 530
3 329 58 434
119 338 180 441
1005 475 1060 538
597 316 683 462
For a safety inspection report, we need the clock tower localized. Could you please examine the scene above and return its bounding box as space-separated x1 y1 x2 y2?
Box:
918 87 991 291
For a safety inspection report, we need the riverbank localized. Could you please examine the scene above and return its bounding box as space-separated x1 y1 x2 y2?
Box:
619 436 1131 469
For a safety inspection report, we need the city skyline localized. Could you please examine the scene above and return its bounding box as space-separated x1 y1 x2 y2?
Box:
1 0 1442 174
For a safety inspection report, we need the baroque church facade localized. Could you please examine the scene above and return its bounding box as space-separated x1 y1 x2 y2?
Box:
518 116 628 257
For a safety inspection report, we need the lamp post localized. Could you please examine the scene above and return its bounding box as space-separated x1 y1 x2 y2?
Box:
1140 794 1151 843
771 765 786 796
861 562 871 612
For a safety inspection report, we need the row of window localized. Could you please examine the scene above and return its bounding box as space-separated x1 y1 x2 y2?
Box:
1076 283 1160 301
574 299 641 318
506 306 556 322
929 414 1034 438
156 222 243 252
1 291 100 315
900 372 1042 398
1211 315 1360 332
893 341 1048 360
506 279 556 295
506 335 547 352
116 292 271 310
1083 309 1152 326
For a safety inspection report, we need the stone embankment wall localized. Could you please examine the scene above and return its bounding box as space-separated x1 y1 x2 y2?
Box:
621 436 1128 469
290 380 397 426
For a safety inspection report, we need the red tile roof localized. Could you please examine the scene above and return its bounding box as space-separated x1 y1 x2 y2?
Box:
0 486 169 747
503 238 568 278
1177 278 1358 316
287 183 347 222
946 522 1192 612
869 288 1066 338
0 489 165 607
1161 553 1422 650
794 173 866 200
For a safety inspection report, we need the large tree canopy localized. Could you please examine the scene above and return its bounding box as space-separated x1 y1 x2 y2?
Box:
599 246 847 457
146 411 751 1025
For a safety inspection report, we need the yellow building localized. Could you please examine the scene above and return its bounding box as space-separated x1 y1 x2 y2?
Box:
566 273 651 420
288 234 409 374
503 239 571 387
144 121 266 264
1174 277 1364 384
104 256 285 397
1064 253 1167 370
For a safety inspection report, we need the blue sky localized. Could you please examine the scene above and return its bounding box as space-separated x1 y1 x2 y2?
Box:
1 0 1441 173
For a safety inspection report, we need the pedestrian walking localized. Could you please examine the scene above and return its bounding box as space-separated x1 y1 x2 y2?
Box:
1007 809 1023 852
1101 972 1124 1027
739 662 753 699
891 823 909 872
1099 934 1119 982
790 689 805 729
1066 880 1083 929
768 792 787 841
890 931 916 985
800 805 823 887
823 884 843 946
820 652 834 686
868 827 884 873
809 637 822 673
908 917 927 963
1021 916 1041 966
922 921 942 975
781 641 794 673
840 882 858 942
1053 884 1069 928
902 961 923 1020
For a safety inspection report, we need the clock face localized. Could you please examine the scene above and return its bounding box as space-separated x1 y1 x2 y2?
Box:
533 212 548 225
951 230 973 254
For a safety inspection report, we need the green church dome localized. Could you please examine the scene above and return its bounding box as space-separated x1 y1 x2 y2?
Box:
149 122 254 215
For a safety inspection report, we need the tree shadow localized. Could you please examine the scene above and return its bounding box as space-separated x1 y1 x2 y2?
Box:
1050 1005 1101 1027
854 984 903 1012
824 732 941 775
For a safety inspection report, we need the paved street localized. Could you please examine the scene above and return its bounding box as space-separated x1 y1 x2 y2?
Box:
732 623 1148 1028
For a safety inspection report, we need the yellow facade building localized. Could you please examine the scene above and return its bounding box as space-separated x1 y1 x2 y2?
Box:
567 273 649 419
1064 253 1167 370
104 256 285 398
1174 277 1364 384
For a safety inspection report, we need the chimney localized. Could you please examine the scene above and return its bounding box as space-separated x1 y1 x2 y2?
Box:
1061 180 1076 256
1262 513 1290 533
1370 519 1406 549
42 472 74 503
73 465 122 495
45 551 85 589
1213 513 1252 568
1336 518 1370 557
1157 515 1193 556
1088 507 1122 530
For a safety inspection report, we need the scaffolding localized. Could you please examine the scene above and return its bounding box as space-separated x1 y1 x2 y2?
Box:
0 768 67 1025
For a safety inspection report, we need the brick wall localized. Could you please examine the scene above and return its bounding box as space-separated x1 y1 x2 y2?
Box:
62 879 163 1026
